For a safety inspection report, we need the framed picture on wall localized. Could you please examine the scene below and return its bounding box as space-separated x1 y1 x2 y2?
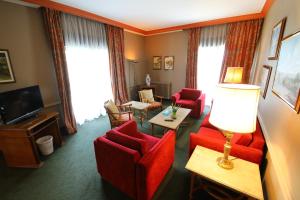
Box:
272 31 300 113
268 17 286 60
164 56 174 70
259 65 272 99
0 49 15 84
153 56 162 70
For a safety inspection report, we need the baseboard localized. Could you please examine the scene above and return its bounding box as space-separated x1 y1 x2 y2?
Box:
257 112 293 200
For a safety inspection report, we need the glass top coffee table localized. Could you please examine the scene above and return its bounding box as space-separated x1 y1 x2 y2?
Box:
148 106 191 135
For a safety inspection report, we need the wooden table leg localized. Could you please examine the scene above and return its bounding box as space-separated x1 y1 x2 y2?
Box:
151 123 154 135
189 173 196 200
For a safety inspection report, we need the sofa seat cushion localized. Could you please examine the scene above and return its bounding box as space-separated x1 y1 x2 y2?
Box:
198 127 225 141
139 133 160 149
107 130 149 155
232 133 253 146
176 99 197 109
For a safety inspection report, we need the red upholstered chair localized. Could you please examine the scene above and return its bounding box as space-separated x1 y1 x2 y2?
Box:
171 88 205 118
189 114 265 165
94 120 175 200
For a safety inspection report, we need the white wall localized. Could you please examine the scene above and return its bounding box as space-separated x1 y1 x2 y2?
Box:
253 0 300 199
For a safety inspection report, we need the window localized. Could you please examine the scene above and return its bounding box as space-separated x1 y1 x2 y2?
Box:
62 13 113 125
197 24 227 106
197 44 225 105
65 46 113 125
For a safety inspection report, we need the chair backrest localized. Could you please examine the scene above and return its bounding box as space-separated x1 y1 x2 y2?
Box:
180 88 201 100
104 100 120 120
138 89 155 103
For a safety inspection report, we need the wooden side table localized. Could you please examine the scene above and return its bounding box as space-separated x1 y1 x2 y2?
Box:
185 146 264 200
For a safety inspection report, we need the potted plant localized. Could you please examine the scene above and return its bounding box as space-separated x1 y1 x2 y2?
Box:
171 103 180 119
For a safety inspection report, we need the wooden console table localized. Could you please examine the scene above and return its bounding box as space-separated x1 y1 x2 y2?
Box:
0 112 63 168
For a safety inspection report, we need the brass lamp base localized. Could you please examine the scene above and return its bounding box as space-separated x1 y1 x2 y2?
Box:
217 131 234 170
217 157 234 169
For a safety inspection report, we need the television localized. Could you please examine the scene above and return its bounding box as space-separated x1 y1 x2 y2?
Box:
0 85 44 124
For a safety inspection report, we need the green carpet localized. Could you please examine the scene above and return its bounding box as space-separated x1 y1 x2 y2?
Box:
0 106 211 200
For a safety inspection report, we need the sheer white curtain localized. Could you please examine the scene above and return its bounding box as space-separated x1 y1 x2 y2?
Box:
197 24 227 105
62 13 113 125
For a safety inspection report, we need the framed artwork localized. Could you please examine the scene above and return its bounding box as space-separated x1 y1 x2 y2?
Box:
164 56 174 70
153 56 162 70
268 17 286 60
259 65 272 99
272 31 300 113
0 49 15 83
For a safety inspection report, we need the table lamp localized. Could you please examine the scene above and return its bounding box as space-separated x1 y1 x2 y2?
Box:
209 84 260 169
224 67 243 83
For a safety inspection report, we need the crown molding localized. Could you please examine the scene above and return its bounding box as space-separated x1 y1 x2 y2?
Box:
22 0 273 36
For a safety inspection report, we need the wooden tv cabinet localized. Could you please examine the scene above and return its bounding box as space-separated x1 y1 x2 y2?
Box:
0 112 63 168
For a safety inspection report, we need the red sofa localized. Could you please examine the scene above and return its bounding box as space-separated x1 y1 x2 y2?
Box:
94 120 175 200
171 88 205 119
189 114 265 165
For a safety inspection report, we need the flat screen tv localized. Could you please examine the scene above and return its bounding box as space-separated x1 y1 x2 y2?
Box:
0 85 44 124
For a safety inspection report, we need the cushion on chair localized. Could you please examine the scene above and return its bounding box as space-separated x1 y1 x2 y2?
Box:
107 130 149 155
180 88 201 100
118 113 133 121
105 100 120 119
139 90 155 103
198 127 226 141
176 99 197 109
232 133 253 146
139 134 160 149
147 101 162 110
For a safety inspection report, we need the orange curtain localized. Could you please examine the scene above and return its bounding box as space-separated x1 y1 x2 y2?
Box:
42 8 77 134
106 25 128 104
220 19 263 83
186 27 201 89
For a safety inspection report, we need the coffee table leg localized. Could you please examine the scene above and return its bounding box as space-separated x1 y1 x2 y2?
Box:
189 173 195 200
139 110 143 127
151 123 154 135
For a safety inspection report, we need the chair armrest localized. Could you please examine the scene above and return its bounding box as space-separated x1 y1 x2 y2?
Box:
171 92 181 103
189 133 263 165
136 131 176 200
196 93 206 114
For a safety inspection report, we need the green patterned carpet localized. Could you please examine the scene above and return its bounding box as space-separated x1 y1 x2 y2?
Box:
0 106 211 200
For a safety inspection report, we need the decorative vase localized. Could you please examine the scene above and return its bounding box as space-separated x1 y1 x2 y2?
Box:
171 111 177 119
145 74 151 86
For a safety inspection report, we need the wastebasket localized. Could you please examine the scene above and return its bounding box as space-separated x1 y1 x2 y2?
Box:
36 135 54 156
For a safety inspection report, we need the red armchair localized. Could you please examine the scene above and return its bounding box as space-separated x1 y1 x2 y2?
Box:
171 88 205 119
94 120 175 200
189 114 265 165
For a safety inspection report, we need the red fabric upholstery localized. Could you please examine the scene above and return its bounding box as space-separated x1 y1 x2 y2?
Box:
171 88 205 119
94 120 175 200
189 114 265 165
180 88 201 100
107 130 149 155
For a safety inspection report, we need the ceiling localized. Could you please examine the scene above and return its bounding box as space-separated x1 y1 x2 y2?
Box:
52 0 266 31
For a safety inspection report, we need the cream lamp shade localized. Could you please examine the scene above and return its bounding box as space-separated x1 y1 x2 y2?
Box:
224 67 243 83
209 84 260 134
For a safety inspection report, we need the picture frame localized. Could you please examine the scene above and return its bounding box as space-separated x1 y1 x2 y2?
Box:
164 56 174 70
259 65 272 99
272 31 300 113
153 56 162 70
268 17 286 60
0 49 15 84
